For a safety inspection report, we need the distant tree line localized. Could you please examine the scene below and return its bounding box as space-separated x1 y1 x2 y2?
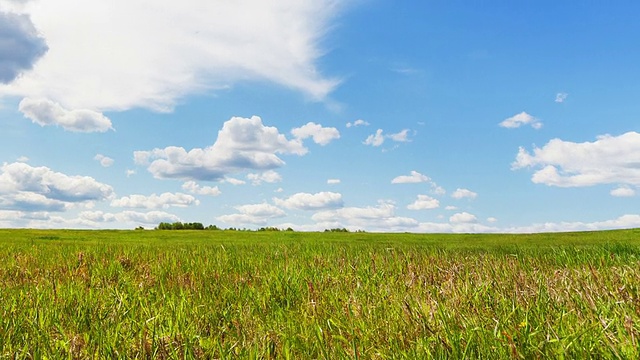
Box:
155 222 218 230
152 222 364 233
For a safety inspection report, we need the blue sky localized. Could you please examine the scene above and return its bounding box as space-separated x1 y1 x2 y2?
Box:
1 0 639 232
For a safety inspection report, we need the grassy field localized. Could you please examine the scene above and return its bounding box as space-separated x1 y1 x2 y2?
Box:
1 228 640 358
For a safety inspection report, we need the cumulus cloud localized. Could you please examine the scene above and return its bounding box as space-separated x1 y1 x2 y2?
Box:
274 191 343 210
610 186 636 197
451 188 478 200
0 0 344 123
387 129 411 142
217 203 286 225
364 129 385 147
449 212 478 224
364 128 412 147
135 116 307 181
291 122 340 145
346 119 369 128
499 111 542 129
110 192 199 209
513 132 640 187
247 170 282 185
0 161 114 211
327 179 340 185
407 195 440 210
223 177 246 186
555 92 568 103
181 181 221 196
391 170 430 184
94 154 114 167
0 11 48 84
19 98 113 132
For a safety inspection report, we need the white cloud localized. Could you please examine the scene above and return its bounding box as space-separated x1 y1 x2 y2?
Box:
135 116 307 181
247 170 282 185
223 177 246 186
487 217 498 223
610 186 636 197
0 0 345 124
327 179 340 185
364 128 412 147
364 129 385 147
217 203 286 225
274 191 343 210
19 98 113 132
449 212 478 224
0 11 48 84
407 195 440 210
182 181 221 196
555 92 568 103
513 132 640 187
431 184 446 196
111 192 199 209
291 122 340 146
391 170 430 184
126 169 136 177
346 119 369 128
451 188 478 200
94 154 114 167
388 129 411 142
445 206 457 211
0 162 114 211
499 111 542 130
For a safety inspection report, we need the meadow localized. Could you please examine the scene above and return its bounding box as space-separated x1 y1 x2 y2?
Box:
1 228 640 358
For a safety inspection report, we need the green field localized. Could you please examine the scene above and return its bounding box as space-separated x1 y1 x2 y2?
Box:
1 228 640 358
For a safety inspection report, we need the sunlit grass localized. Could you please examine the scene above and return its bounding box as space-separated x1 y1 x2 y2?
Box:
1 228 640 358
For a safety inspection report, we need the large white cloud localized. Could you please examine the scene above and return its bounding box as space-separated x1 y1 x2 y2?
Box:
0 10 48 84
0 0 344 120
135 116 307 181
513 132 640 187
274 191 343 210
0 162 114 212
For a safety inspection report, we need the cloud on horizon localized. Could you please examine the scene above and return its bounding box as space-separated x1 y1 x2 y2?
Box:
513 131 640 188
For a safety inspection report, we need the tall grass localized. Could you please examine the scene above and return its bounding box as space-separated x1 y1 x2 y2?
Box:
1 229 640 358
